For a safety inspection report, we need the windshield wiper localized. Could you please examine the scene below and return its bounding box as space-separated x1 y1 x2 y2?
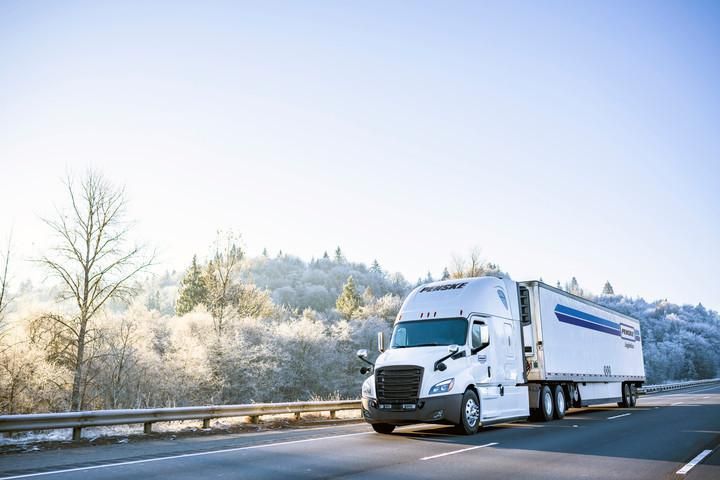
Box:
409 343 441 347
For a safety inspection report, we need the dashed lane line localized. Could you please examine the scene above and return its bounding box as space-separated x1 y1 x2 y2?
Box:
676 449 713 475
607 413 632 420
420 442 499 461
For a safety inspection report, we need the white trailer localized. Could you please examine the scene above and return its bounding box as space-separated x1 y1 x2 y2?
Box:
358 276 645 435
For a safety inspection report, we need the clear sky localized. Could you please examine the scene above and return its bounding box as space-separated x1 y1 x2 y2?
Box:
1 1 718 310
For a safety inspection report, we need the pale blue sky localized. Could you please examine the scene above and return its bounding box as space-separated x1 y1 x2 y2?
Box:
1 1 718 310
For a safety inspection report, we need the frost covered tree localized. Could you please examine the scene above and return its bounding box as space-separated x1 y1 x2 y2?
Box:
37 171 153 411
334 246 345 263
336 275 362 319
566 277 583 296
231 283 276 319
602 281 615 295
204 232 243 335
176 255 208 315
441 267 450 281
0 235 11 339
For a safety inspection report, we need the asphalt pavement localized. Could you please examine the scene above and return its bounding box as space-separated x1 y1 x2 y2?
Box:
1 383 718 479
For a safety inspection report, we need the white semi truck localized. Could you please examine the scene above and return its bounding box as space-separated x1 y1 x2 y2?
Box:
357 276 645 434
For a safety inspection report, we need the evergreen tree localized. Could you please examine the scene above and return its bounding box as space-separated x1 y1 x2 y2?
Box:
441 267 450 280
262 248 268 257
323 251 330 260
176 255 209 315
370 259 382 275
334 246 345 263
146 290 161 311
424 271 434 283
362 286 374 305
565 277 585 297
602 281 615 296
336 275 362 319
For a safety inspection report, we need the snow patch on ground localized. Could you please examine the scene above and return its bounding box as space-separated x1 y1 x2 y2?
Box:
0 410 361 446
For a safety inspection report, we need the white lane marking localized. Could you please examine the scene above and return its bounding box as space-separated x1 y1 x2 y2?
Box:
703 396 711 399
0 431 374 480
672 402 684 405
420 442 498 461
607 413 631 420
676 449 713 475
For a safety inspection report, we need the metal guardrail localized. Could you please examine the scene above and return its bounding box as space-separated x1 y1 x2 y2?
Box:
638 378 720 394
0 400 362 440
2 378 718 441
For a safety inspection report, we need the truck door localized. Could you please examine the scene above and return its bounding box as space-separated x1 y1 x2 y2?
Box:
469 316 503 420
503 321 519 383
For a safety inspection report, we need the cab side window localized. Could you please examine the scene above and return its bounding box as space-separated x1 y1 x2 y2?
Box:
472 323 482 349
471 321 489 351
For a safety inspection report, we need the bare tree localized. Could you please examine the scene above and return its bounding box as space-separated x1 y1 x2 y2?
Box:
450 254 466 279
450 247 491 279
205 231 244 336
38 171 153 411
0 232 12 338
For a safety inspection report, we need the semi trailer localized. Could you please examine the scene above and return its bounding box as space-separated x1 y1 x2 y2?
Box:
357 276 645 434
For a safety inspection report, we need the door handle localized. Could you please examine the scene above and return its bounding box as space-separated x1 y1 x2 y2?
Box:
487 366 491 377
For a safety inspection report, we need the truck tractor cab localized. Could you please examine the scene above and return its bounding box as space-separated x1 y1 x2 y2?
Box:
359 276 530 435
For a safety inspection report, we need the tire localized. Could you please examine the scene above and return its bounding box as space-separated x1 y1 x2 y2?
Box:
539 385 554 421
553 385 566 419
619 383 631 408
371 423 395 434
628 384 637 407
455 390 481 435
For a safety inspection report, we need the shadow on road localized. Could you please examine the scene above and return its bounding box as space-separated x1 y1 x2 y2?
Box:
390 402 720 464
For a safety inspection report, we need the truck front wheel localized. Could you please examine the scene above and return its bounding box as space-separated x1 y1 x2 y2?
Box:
371 423 395 434
455 390 481 435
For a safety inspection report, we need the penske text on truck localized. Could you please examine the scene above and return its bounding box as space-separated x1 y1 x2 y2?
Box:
357 276 645 434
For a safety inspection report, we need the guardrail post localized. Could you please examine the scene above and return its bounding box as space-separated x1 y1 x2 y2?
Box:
72 427 82 441
329 410 336 419
249 415 259 424
144 422 153 434
202 419 211 429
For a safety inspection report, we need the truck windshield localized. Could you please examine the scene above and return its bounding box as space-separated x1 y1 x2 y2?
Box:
390 318 468 348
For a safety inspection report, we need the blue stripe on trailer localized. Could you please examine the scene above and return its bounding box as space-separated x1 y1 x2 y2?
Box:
554 304 620 330
555 311 620 336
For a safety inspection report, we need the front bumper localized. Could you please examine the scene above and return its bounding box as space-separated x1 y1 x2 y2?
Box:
361 394 463 426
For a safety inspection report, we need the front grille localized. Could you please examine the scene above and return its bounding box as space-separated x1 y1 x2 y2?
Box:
376 365 424 402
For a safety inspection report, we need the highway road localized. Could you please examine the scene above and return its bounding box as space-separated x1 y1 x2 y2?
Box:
1 383 718 479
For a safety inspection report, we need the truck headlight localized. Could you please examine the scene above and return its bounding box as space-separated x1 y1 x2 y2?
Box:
362 377 375 399
429 378 455 395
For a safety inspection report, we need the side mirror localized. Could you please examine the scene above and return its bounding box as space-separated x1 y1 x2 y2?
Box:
448 344 459 354
357 349 368 359
480 325 490 345
377 331 385 353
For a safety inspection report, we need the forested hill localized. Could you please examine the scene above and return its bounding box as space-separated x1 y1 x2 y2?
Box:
1 247 717 414
594 294 720 383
